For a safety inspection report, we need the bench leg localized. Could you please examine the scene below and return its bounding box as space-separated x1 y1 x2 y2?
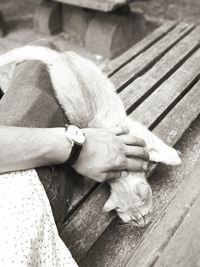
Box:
34 0 62 35
85 11 148 59
62 4 95 40
0 12 7 37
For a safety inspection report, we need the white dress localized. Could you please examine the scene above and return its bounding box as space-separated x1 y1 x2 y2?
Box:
0 169 78 267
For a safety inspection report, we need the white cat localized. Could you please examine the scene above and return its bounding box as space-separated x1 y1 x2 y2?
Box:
0 46 181 227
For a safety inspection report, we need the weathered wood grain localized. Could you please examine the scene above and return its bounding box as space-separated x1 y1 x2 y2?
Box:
154 196 200 267
129 48 200 127
126 157 200 267
153 80 200 145
60 184 115 261
120 26 200 112
110 23 194 92
53 0 127 12
105 21 177 76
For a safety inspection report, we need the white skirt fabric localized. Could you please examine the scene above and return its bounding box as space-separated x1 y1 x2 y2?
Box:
0 169 78 267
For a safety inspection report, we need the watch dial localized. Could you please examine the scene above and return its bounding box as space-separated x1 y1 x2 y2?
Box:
68 125 85 145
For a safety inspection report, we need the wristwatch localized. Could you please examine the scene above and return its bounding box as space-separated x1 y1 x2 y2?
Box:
65 124 86 165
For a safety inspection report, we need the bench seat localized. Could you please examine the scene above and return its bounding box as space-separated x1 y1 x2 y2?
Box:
52 0 128 12
60 21 200 266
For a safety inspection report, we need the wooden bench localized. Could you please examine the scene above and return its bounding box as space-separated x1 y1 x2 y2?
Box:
52 0 131 12
58 21 200 266
34 0 151 58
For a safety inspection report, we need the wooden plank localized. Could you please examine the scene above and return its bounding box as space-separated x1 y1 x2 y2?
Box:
110 23 194 92
126 157 200 267
60 184 115 261
153 80 200 145
105 21 177 76
120 26 200 112
129 48 200 128
53 0 127 12
154 196 200 267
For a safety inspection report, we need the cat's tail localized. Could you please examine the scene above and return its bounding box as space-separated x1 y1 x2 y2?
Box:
0 45 60 68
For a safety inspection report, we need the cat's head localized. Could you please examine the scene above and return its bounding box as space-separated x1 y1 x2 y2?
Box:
103 174 152 227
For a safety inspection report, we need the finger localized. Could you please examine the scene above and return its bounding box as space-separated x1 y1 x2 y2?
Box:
126 158 149 172
119 135 146 147
125 146 149 161
109 126 129 136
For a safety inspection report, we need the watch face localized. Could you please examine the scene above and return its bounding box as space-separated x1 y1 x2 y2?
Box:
67 125 85 145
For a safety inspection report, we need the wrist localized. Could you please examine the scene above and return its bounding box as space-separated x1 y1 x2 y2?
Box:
64 124 86 165
44 127 72 164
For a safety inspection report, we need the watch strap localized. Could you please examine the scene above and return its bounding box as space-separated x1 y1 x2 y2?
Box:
66 143 82 165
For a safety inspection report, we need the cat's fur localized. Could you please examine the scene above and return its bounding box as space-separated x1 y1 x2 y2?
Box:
0 46 181 227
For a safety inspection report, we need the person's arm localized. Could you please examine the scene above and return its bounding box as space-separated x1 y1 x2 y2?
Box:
0 126 149 180
0 126 70 173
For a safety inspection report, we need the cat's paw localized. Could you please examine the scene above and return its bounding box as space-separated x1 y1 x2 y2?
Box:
149 148 182 166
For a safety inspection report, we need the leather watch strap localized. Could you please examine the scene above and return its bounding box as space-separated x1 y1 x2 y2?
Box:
66 143 82 165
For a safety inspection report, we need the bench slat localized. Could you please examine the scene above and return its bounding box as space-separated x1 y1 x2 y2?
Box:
130 49 200 127
105 21 177 76
60 184 114 261
126 157 200 267
120 26 200 112
110 23 194 92
154 193 200 267
154 80 200 145
53 0 127 12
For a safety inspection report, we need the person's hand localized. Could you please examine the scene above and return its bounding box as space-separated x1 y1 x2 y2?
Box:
72 126 149 182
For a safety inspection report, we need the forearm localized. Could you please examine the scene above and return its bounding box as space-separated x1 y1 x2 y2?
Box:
0 126 71 173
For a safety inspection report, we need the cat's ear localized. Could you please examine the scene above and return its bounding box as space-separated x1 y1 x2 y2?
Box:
103 195 118 212
135 182 152 204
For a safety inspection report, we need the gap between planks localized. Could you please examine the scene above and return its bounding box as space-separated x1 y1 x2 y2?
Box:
106 21 177 76
110 22 195 93
122 26 200 116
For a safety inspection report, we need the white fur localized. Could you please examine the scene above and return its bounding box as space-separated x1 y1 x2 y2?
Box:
0 46 181 226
